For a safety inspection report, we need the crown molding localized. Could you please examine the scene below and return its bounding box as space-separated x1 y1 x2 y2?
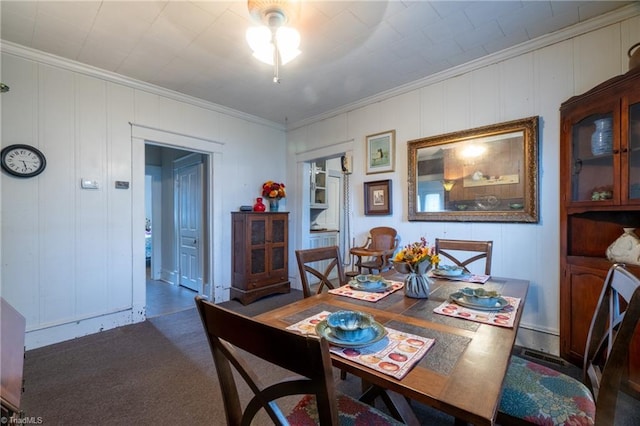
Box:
0 40 286 132
288 3 640 131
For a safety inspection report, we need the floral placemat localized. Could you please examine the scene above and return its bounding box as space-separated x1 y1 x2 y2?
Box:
428 272 491 284
286 311 434 380
433 296 521 328
328 281 404 302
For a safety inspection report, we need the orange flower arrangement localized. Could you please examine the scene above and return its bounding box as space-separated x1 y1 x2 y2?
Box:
262 181 286 199
394 237 439 271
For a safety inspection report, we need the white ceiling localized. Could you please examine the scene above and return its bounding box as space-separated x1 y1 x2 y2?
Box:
0 1 634 126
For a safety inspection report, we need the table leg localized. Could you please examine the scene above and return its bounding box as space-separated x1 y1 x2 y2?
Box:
358 384 420 426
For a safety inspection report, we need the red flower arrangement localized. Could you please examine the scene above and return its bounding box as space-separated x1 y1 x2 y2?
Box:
262 181 286 199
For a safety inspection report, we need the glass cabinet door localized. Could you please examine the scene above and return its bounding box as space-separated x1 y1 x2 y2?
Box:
571 112 614 203
310 160 327 206
629 101 640 201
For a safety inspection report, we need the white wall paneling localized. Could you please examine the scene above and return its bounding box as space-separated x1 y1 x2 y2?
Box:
285 12 640 354
1 49 287 349
2 9 639 351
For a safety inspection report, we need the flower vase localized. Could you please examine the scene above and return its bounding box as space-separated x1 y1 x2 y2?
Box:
268 198 279 212
253 197 266 212
394 261 433 298
591 118 613 156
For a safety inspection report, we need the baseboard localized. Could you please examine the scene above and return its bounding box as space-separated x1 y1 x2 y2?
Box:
515 326 559 356
25 307 145 350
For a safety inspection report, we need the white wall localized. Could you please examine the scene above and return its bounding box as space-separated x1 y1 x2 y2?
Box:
2 7 639 351
286 10 640 354
1 44 287 349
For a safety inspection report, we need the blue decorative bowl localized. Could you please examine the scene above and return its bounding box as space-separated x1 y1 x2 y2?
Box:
354 274 384 289
433 265 464 276
326 310 375 341
460 287 501 307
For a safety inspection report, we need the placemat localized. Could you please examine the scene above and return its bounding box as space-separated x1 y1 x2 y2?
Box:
328 281 403 302
287 311 434 380
433 296 521 328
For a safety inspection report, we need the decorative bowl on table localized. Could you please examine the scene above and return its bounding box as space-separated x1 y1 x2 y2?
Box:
326 310 375 341
433 265 465 277
356 274 382 283
460 287 502 307
350 274 391 292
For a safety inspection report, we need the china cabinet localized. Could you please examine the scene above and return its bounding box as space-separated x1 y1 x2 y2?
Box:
559 67 640 393
310 160 328 208
230 212 290 305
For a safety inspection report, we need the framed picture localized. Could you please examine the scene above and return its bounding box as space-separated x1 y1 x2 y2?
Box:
366 130 395 174
407 116 539 223
364 179 392 215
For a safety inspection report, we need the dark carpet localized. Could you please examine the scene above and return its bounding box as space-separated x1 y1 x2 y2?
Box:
18 290 639 425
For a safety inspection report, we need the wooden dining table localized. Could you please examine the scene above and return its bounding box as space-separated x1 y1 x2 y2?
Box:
255 271 529 426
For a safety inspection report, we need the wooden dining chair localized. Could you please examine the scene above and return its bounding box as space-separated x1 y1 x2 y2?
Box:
434 238 493 275
195 296 403 426
296 246 347 299
498 264 640 425
352 227 399 274
295 246 352 380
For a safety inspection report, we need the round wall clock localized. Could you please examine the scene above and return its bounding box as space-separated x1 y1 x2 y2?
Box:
1 144 47 178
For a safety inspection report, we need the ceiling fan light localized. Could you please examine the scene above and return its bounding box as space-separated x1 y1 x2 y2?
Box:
279 48 300 65
253 48 275 65
275 26 300 65
246 26 271 52
246 26 275 65
246 0 301 79
276 26 300 50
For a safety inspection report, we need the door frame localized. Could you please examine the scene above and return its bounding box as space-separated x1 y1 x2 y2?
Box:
294 140 354 287
131 124 225 310
146 165 162 280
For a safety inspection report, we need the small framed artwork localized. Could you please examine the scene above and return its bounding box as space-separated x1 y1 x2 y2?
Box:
366 130 395 174
364 179 392 215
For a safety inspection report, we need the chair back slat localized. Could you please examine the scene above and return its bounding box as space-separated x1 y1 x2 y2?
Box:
195 296 340 425
583 264 640 425
296 246 346 298
435 238 493 275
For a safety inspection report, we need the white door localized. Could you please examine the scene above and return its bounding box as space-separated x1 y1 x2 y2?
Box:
176 161 203 292
325 172 341 231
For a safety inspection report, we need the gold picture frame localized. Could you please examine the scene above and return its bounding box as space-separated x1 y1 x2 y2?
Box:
366 130 395 174
407 116 539 223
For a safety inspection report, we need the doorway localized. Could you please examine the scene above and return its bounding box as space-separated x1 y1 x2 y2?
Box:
144 144 207 316
304 155 350 270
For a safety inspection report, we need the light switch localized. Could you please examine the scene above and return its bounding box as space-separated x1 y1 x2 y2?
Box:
81 179 99 189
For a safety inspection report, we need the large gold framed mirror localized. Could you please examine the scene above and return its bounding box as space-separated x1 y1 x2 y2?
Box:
408 116 539 222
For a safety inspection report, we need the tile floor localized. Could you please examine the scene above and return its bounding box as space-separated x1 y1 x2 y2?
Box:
145 276 197 318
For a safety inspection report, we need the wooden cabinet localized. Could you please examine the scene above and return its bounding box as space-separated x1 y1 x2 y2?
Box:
310 160 328 208
230 212 290 305
559 67 640 392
